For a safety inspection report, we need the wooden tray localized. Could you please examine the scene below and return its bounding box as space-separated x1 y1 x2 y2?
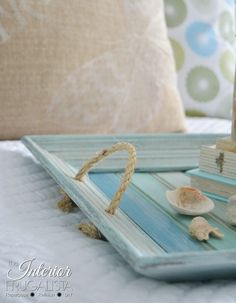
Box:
22 134 236 281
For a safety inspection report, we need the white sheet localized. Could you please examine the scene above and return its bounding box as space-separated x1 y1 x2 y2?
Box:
1 118 236 303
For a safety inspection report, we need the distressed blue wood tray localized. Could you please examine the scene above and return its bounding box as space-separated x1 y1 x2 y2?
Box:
22 134 236 281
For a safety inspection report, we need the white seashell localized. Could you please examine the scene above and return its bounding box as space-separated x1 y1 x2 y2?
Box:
227 195 236 225
189 216 224 241
166 186 214 216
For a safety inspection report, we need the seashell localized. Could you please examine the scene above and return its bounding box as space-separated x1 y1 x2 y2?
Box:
226 195 236 225
166 186 214 216
189 216 224 241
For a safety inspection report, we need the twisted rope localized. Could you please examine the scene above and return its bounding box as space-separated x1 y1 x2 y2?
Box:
75 142 137 215
78 223 105 240
58 142 136 239
57 191 77 212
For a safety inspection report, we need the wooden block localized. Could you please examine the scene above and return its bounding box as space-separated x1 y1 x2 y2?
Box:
200 145 236 179
188 168 236 201
216 137 236 153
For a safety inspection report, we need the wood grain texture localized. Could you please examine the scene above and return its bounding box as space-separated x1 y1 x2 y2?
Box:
27 134 225 172
21 134 236 281
200 145 236 179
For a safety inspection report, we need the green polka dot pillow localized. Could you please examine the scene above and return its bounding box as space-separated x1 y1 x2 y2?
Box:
164 0 235 118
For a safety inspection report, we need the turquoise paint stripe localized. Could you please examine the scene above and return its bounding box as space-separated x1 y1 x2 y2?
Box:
90 173 206 253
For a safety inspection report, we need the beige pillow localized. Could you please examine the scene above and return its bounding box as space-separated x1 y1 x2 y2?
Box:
0 0 186 140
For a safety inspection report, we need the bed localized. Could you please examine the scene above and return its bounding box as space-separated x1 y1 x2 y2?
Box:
1 117 236 303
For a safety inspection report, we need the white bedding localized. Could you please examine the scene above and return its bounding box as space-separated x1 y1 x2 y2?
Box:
1 118 236 303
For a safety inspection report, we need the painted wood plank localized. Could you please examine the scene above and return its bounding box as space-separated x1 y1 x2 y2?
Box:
24 134 226 172
149 173 236 249
89 173 207 253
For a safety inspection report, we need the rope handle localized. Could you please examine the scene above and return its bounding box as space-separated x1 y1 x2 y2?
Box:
74 142 137 215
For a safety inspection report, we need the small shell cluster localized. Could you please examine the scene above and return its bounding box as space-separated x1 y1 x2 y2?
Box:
166 186 225 241
189 217 224 241
166 186 214 216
